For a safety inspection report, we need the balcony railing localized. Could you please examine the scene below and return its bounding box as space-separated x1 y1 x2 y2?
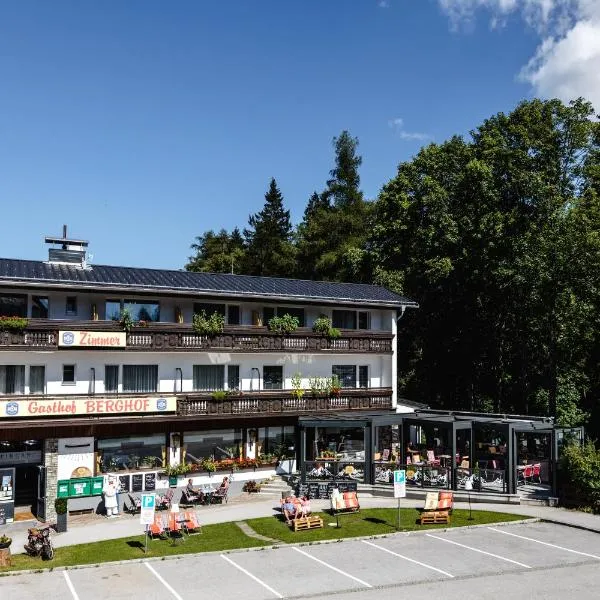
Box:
0 320 393 353
177 387 393 417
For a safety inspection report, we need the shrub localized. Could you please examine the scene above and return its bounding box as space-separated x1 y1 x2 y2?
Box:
268 313 299 335
193 310 225 336
211 390 228 401
0 316 28 332
54 497 68 515
312 315 341 338
202 458 217 473
291 372 304 400
118 309 134 333
559 440 600 513
243 479 261 493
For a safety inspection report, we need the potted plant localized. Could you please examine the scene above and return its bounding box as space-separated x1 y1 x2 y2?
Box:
329 375 342 398
118 308 134 333
0 534 12 549
55 497 68 533
192 310 225 336
291 372 304 401
201 458 217 475
312 315 341 338
267 313 299 335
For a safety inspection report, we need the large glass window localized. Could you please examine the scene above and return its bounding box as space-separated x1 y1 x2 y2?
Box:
62 364 76 385
29 366 45 394
359 365 369 388
122 365 158 393
65 296 77 315
0 365 25 394
105 300 121 321
358 311 371 330
263 366 283 390
31 296 49 319
332 310 357 329
257 426 295 460
0 294 27 317
124 300 160 322
227 305 240 325
193 365 225 391
97 434 165 472
333 365 357 388
184 429 243 464
194 303 225 317
306 426 365 461
227 365 240 390
105 365 119 393
262 306 305 327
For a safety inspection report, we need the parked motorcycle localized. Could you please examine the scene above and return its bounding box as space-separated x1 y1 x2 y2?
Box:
24 526 54 560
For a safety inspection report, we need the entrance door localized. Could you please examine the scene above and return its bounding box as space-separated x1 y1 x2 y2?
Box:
15 465 39 509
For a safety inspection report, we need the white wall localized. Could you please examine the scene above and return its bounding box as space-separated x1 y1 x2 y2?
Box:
1 350 392 395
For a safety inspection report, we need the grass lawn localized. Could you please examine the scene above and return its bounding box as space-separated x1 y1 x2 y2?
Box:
2 508 528 573
247 508 528 544
3 522 267 573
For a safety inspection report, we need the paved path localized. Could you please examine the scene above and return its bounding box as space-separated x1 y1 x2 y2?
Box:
3 521 600 599
234 521 278 543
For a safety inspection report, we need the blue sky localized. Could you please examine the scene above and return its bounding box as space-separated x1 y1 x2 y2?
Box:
0 0 598 269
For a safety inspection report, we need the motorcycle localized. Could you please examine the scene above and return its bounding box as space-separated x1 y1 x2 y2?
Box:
24 526 55 560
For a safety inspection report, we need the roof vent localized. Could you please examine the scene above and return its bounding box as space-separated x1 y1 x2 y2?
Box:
45 225 90 268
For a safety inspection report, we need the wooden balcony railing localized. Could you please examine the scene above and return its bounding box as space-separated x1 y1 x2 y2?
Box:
177 387 393 417
0 320 393 353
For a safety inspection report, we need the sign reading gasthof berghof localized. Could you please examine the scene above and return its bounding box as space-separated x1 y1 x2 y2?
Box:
59 330 127 347
1 397 176 418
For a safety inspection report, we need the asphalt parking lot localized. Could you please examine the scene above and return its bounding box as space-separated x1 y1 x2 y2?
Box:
3 521 600 600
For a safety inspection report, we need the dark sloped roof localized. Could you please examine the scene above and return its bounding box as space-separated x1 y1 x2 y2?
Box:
0 258 417 308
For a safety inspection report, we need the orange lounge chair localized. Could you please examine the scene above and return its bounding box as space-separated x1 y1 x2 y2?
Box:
182 510 202 535
437 491 454 513
149 514 167 539
168 513 183 536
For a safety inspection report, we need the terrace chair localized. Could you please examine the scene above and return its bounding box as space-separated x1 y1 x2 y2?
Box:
167 512 184 539
180 488 201 507
419 491 450 525
149 514 167 539
157 488 174 511
523 464 534 484
124 494 141 515
437 491 454 513
182 510 202 535
531 463 541 484
212 483 229 504
330 490 360 514
426 450 440 466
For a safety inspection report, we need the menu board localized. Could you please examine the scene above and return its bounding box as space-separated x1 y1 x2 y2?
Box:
298 480 358 499
0 468 14 501
117 475 130 494
0 501 14 525
144 473 156 491
131 474 144 492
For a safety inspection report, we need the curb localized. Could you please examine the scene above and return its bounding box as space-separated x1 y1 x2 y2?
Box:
0 517 540 578
540 518 600 535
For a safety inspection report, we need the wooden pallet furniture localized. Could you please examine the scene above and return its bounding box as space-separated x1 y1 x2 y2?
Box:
419 510 450 525
293 516 324 532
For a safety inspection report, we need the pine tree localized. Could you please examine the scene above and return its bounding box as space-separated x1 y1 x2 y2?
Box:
186 228 246 273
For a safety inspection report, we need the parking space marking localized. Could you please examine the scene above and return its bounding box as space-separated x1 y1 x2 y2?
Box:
221 554 284 598
362 540 455 578
292 546 372 588
145 562 184 600
488 527 600 560
426 534 532 569
63 571 80 600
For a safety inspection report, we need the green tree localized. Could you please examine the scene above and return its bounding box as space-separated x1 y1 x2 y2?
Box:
243 178 295 277
186 228 246 273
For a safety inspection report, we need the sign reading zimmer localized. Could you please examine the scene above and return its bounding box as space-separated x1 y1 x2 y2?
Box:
59 330 127 347
1 397 177 419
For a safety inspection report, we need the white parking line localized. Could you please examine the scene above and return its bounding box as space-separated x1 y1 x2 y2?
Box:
63 571 80 600
221 554 284 598
488 527 600 560
362 540 454 578
426 534 532 569
145 562 184 600
292 546 372 588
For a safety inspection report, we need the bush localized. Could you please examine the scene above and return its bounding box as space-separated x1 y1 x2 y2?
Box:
193 310 225 336
268 313 299 335
243 480 261 493
55 497 68 515
559 440 600 513
211 390 228 401
312 316 341 338
0 316 28 332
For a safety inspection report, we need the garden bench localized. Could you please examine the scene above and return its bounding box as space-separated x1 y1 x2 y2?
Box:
419 510 450 525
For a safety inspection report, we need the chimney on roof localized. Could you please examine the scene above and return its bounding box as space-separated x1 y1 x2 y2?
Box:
44 225 90 268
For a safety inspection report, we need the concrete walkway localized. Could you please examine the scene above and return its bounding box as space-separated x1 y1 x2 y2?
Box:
2 493 599 554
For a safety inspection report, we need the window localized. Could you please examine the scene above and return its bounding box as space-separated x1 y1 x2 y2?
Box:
227 365 240 390
105 365 119 393
193 365 225 391
29 366 45 394
183 429 242 464
332 365 357 388
358 311 371 330
227 305 240 325
105 300 121 321
97 434 165 472
0 365 25 394
263 366 283 390
332 310 357 329
194 303 225 318
0 294 27 317
62 364 76 385
263 306 305 327
359 365 369 388
65 296 77 315
31 296 49 319
123 300 160 322
122 365 158 393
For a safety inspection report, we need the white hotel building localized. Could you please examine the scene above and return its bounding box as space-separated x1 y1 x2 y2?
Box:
0 232 417 522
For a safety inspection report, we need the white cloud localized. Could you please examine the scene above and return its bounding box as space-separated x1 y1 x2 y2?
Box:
378 0 390 7
438 0 600 112
388 117 431 141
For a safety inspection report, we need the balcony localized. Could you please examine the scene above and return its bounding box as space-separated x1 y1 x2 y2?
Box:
177 387 393 417
0 320 393 354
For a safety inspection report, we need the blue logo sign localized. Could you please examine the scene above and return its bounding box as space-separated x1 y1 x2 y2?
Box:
62 332 75 345
142 494 155 509
394 470 406 484
156 398 167 411
6 402 19 416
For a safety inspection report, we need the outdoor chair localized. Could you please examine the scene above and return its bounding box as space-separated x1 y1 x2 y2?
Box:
212 485 229 504
437 491 454 513
180 488 202 507
124 494 141 515
419 491 450 525
149 514 167 539
426 450 440 466
182 510 202 535
523 464 534 484
532 463 542 484
167 512 184 537
330 490 360 514
157 489 174 510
